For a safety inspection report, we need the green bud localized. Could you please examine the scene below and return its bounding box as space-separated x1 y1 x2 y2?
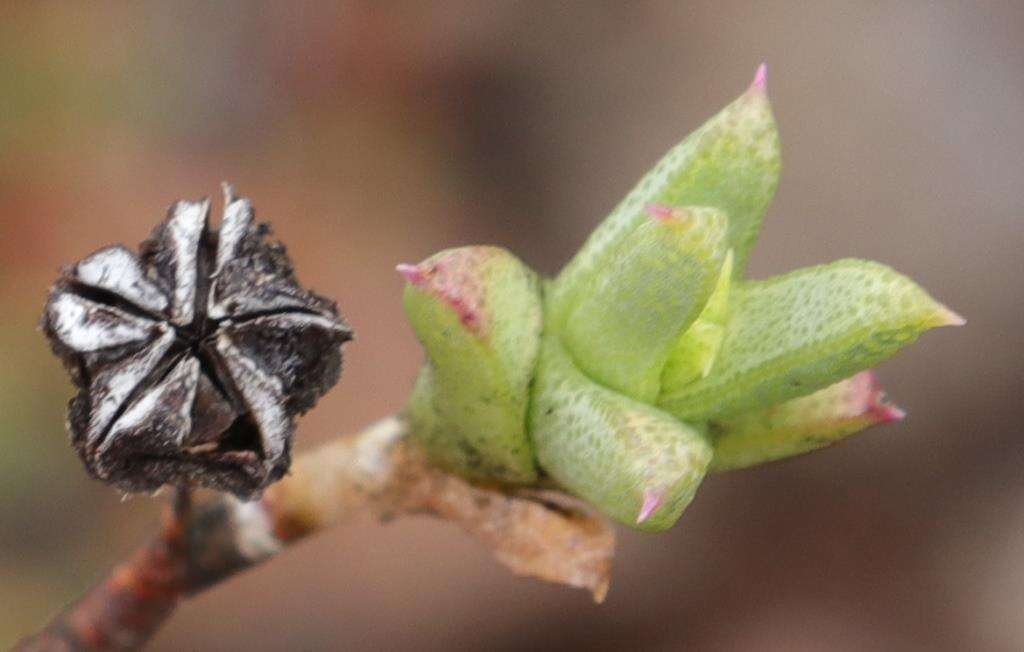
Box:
661 249 734 392
396 66 963 536
658 259 964 422
709 371 905 471
559 205 729 403
399 246 542 483
529 334 712 532
549 65 779 330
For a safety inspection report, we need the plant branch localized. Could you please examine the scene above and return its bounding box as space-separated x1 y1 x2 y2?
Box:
14 415 614 651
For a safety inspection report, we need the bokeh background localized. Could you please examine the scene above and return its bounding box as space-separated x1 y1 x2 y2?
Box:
1 2 1021 650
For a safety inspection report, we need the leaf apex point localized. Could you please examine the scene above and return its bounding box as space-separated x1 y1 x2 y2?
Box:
869 397 906 423
939 306 966 327
645 203 674 221
396 263 427 287
749 62 768 94
859 372 906 423
636 487 665 524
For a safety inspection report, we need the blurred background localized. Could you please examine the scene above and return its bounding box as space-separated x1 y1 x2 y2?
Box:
1 2 1021 650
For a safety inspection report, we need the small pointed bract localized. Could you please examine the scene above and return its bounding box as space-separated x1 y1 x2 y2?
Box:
658 259 963 421
529 335 712 532
401 246 542 483
709 371 904 471
548 65 779 330
559 205 729 402
661 249 734 392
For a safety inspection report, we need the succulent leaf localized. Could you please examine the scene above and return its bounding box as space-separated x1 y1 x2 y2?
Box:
658 259 963 421
529 335 712 532
709 371 905 471
549 65 779 329
661 249 734 392
559 205 729 402
405 364 449 464
400 246 542 483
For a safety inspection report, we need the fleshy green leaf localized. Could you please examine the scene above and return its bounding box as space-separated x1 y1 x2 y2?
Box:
400 246 542 483
529 335 712 532
559 205 729 402
661 249 734 392
658 259 963 421
549 66 779 329
709 371 905 471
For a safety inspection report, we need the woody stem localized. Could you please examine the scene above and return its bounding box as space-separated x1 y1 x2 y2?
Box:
14 416 613 651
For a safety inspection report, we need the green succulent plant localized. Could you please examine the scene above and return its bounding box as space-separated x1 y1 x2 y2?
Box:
399 65 962 532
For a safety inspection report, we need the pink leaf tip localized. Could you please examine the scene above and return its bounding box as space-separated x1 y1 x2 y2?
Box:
749 62 768 94
396 263 427 287
636 487 665 524
939 307 966 327
646 203 674 221
398 252 488 335
856 371 906 424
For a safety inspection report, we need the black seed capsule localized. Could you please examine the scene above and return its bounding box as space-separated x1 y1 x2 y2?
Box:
41 184 351 498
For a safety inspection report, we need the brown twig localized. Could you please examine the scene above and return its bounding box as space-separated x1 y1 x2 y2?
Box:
14 488 192 651
14 416 614 651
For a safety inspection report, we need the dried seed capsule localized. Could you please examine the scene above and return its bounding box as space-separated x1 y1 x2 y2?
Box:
41 184 351 498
